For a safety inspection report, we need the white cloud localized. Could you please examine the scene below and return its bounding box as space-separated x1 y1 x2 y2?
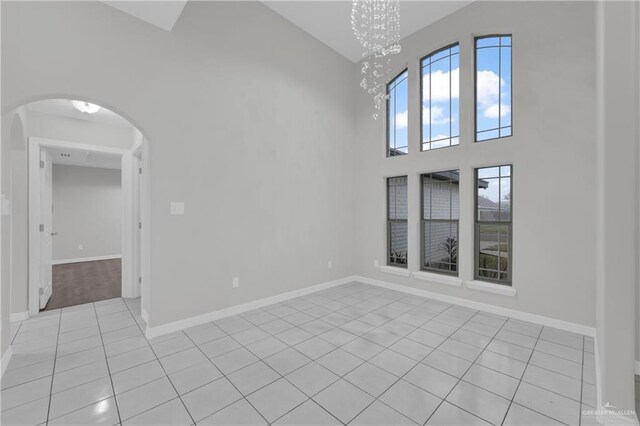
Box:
477 70 511 120
476 70 503 107
395 110 408 129
422 105 451 125
423 68 459 102
484 103 511 119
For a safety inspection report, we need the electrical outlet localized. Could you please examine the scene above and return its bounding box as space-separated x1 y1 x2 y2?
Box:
78 244 84 251
170 202 185 215
328 261 333 269
374 259 379 268
232 277 239 288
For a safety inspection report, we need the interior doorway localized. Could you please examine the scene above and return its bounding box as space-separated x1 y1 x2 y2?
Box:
21 99 149 317
39 146 125 310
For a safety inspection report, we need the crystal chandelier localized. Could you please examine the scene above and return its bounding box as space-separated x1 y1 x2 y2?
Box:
351 0 401 119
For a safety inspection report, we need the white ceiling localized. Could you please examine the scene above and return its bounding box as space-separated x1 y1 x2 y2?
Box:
101 1 472 63
26 99 132 128
262 1 473 62
48 147 122 170
102 1 188 32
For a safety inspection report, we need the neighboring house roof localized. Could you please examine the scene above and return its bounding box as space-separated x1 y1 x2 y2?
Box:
386 153 489 189
477 196 499 210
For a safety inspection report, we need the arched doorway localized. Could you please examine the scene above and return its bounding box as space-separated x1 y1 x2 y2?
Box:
2 97 151 322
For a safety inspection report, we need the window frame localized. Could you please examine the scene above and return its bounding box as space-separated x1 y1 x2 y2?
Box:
474 34 513 143
386 69 409 157
420 43 461 152
420 170 460 276
474 165 513 285
387 176 408 268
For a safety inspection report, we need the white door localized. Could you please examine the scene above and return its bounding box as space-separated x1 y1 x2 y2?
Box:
39 149 53 309
134 156 142 295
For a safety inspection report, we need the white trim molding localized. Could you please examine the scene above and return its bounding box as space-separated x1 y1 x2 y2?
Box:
379 265 411 277
28 136 150 316
595 332 602 409
1 347 13 379
28 137 130 316
10 311 29 322
413 271 463 287
465 280 517 297
356 275 595 337
635 361 640 376
52 254 122 265
145 276 358 339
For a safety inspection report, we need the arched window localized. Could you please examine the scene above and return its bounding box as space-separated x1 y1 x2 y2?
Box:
387 70 408 157
421 44 460 151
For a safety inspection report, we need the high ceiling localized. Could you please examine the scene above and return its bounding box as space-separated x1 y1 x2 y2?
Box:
102 1 188 31
102 1 472 62
262 1 473 62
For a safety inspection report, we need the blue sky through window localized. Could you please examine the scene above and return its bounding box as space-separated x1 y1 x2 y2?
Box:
387 70 408 156
476 35 512 141
421 44 459 150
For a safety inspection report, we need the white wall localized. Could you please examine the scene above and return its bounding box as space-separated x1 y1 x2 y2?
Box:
0 107 27 359
353 1 597 327
1 1 356 327
2 0 637 411
637 0 640 373
52 164 122 262
595 0 638 411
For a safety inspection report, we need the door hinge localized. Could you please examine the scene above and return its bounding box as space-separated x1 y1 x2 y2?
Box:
39 224 44 232
138 222 142 230
39 288 44 295
39 160 45 169
138 276 142 284
139 168 142 174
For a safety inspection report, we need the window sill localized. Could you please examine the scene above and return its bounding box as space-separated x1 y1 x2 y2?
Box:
413 271 462 287
380 265 411 277
465 280 516 297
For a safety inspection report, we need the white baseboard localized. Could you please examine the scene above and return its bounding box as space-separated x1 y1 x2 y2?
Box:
355 275 596 337
141 308 149 324
635 360 640 375
1 346 13 379
595 333 603 411
146 274 597 340
10 311 29 323
145 276 358 340
595 411 639 426
53 254 121 265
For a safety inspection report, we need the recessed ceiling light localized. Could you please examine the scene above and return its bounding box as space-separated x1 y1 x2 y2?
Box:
71 100 101 114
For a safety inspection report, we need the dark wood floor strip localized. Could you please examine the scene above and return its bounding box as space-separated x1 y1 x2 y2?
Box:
42 259 122 311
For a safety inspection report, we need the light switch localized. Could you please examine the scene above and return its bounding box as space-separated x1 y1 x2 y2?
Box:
0 194 10 216
170 202 185 215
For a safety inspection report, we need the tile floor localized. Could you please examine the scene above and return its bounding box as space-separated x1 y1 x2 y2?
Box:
1 282 597 425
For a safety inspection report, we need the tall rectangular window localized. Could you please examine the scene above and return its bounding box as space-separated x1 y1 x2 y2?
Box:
387 70 408 157
421 171 460 275
421 44 460 151
387 176 408 267
475 35 512 141
475 165 512 284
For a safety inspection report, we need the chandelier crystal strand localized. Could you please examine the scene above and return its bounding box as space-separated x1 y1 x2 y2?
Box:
351 0 401 119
